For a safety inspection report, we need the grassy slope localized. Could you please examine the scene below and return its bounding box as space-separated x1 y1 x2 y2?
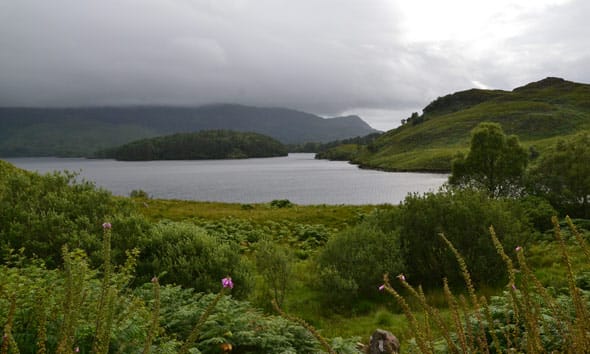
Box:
352 77 590 171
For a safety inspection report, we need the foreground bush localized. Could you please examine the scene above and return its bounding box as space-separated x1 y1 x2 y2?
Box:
0 160 154 270
396 189 532 288
316 223 404 311
135 221 253 299
380 217 590 353
0 225 331 353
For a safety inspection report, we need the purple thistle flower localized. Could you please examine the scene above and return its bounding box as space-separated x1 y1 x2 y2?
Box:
511 284 517 290
102 222 112 229
222 276 234 289
378 284 385 291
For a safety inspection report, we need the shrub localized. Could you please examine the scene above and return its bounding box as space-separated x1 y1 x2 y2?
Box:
380 217 590 353
130 189 150 198
0 165 114 266
134 221 253 298
316 223 404 311
396 189 531 288
270 199 293 208
252 237 293 309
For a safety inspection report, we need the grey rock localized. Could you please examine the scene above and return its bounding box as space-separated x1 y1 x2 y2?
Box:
368 329 400 354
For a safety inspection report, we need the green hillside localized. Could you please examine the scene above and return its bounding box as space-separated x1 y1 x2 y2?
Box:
347 77 590 171
96 130 288 160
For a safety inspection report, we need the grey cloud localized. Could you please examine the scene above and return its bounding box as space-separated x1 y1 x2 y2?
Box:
0 0 588 130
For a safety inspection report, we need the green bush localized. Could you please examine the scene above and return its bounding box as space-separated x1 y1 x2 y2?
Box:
527 132 590 218
316 223 404 311
270 199 293 208
396 189 531 288
252 237 293 310
135 221 253 298
0 164 113 266
130 189 150 198
0 245 324 353
380 218 590 354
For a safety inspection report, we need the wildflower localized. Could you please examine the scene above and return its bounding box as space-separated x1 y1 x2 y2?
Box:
151 276 158 283
102 222 112 229
378 284 385 291
511 284 517 290
397 274 406 282
75 347 80 353
222 276 234 289
515 246 522 252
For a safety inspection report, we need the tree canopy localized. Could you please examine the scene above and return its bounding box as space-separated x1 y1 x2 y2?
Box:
527 133 590 218
96 130 288 161
449 122 528 197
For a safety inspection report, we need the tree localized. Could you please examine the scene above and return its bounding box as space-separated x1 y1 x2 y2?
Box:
527 133 590 218
449 122 528 197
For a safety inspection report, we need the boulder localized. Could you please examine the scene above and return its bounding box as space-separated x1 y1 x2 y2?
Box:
368 329 400 354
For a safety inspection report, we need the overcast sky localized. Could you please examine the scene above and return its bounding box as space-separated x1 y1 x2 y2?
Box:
1 0 589 130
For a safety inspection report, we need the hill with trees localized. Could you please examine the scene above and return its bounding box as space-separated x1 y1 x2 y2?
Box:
318 77 590 171
96 130 288 160
0 104 378 157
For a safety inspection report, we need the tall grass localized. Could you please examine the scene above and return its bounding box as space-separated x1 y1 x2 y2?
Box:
379 217 590 353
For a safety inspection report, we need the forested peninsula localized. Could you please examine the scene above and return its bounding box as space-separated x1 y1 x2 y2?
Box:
95 130 288 160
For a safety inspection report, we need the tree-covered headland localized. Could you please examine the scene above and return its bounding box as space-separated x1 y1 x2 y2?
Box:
95 130 288 161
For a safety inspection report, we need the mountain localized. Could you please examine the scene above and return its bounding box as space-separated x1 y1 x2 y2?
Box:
324 77 590 171
96 130 288 161
0 104 378 157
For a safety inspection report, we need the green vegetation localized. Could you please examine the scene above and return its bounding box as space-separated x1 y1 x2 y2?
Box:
318 77 590 171
2 102 590 354
527 132 590 218
312 133 382 161
95 130 287 160
0 105 378 157
449 122 528 197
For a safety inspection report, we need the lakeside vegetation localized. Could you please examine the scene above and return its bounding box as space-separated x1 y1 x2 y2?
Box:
2 80 590 352
2 123 590 352
94 130 288 161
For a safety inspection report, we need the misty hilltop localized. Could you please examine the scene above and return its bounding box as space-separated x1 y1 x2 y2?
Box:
0 104 378 157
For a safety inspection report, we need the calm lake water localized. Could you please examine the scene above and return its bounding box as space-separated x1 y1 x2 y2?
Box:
4 153 447 205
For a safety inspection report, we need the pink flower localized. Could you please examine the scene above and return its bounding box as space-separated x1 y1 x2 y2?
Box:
378 284 385 291
511 284 517 290
397 274 406 282
222 276 234 289
515 246 522 252
102 222 112 229
151 276 158 283
75 347 80 353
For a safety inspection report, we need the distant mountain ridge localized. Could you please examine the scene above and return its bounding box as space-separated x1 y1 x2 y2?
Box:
0 104 378 157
